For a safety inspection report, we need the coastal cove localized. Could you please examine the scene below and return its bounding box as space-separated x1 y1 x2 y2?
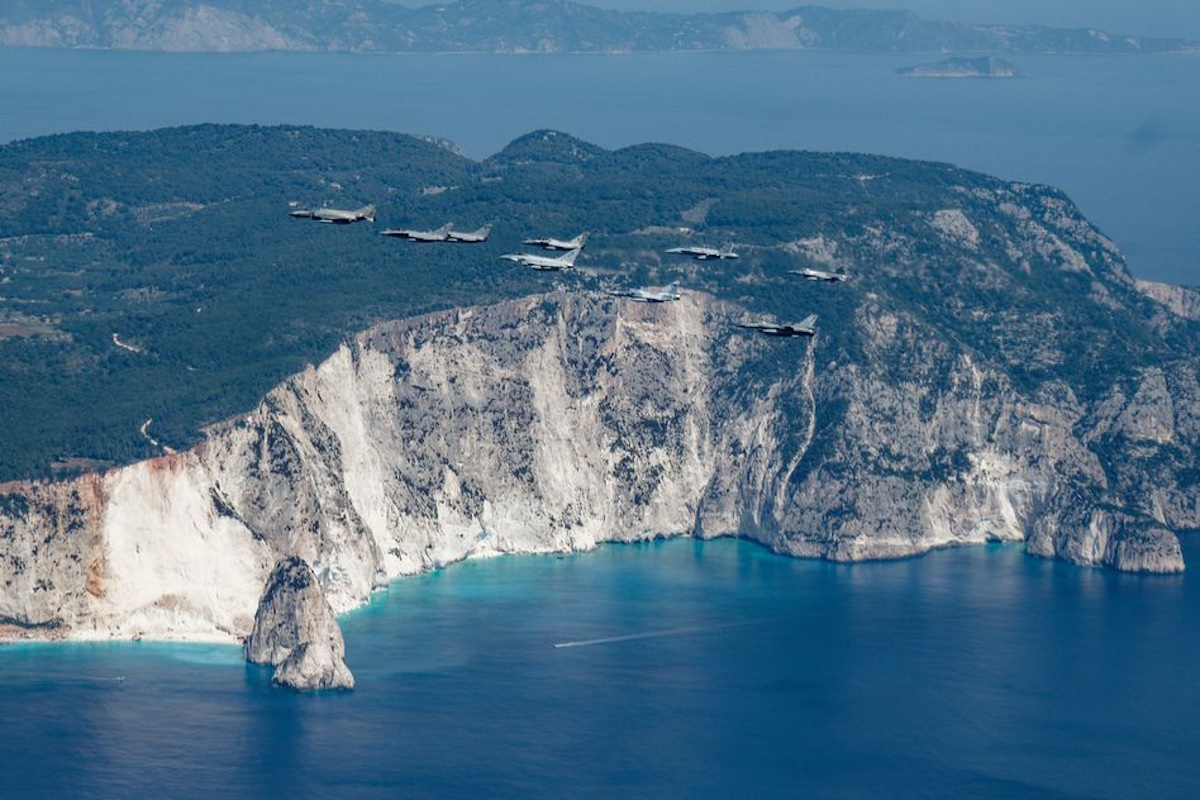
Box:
2 534 1198 798
0 48 1197 285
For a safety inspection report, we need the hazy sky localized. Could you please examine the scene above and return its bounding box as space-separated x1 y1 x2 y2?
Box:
582 1 1200 40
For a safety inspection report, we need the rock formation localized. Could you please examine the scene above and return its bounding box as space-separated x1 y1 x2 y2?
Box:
244 556 353 691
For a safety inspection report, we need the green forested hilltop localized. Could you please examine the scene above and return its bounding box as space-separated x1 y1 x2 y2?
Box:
0 124 1196 481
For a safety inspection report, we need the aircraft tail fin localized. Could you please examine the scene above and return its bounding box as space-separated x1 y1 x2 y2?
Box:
799 314 818 330
574 232 590 248
560 247 582 267
437 222 454 234
667 281 680 295
360 204 376 222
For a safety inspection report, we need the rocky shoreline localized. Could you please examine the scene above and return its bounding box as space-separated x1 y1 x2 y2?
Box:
2 288 1193 661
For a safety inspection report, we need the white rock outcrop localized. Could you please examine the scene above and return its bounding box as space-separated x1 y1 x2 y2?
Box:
244 556 353 691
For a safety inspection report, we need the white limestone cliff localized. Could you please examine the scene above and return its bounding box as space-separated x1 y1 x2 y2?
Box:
0 290 1193 645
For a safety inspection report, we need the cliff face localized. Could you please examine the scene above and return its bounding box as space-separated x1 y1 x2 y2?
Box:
0 476 106 637
2 282 1195 643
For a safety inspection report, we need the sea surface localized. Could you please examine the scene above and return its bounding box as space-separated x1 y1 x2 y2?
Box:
2 536 1198 798
0 48 1197 285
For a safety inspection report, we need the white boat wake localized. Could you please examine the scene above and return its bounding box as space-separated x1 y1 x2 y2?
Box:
553 622 759 649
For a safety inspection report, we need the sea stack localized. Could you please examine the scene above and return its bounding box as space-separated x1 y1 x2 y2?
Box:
244 556 355 690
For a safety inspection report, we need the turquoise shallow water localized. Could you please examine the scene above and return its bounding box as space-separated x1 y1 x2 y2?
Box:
2 535 1197 798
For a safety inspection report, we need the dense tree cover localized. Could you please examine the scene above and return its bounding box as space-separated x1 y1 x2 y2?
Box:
0 124 1194 480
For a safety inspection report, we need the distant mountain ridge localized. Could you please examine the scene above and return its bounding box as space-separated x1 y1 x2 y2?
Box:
1 0 1194 54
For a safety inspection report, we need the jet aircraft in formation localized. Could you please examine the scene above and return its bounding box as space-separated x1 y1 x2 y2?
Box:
501 247 583 271
446 224 493 243
666 244 739 261
380 222 454 242
736 314 818 338
289 203 376 224
608 282 682 303
523 232 589 251
790 267 848 282
286 205 815 335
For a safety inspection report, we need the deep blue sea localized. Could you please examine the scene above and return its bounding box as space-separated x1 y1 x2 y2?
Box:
0 48 1197 285
2 536 1198 798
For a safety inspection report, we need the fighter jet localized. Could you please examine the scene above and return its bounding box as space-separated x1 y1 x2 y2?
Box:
608 282 682 303
380 222 454 242
735 314 818 338
501 247 582 271
289 203 376 224
789 267 848 282
523 232 589 251
446 224 493 243
666 244 739 260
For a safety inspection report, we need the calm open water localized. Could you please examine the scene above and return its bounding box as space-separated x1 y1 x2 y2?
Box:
2 536 1197 798
0 48 1197 285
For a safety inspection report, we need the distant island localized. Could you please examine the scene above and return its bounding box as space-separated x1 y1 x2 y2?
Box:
898 56 1022 79
0 1 1196 55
